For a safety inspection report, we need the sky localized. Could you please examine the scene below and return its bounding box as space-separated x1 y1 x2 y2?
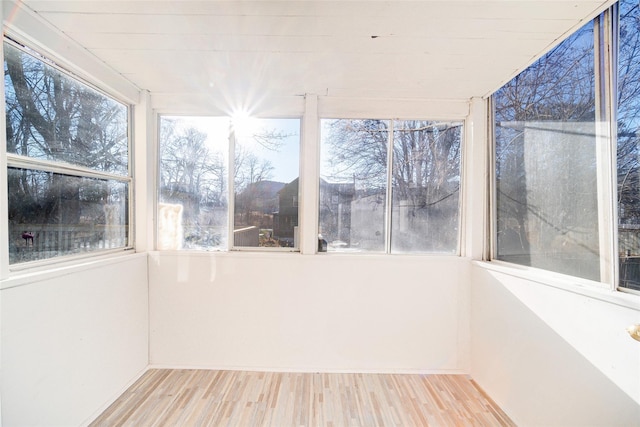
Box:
162 115 300 184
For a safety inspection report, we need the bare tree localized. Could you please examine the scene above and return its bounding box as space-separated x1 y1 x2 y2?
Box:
5 42 127 229
494 21 597 262
159 119 227 246
159 117 293 247
323 119 388 188
321 119 461 251
233 145 274 193
617 0 640 227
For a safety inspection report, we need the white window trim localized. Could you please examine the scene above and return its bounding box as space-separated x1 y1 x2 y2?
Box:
299 94 320 255
384 121 394 254
1 251 143 290
474 259 639 310
594 8 617 287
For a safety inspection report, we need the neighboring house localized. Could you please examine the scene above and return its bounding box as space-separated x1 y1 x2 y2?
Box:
273 178 299 246
234 180 285 231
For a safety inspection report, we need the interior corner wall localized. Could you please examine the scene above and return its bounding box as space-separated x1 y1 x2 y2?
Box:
470 264 640 426
1 254 149 426
148 252 471 373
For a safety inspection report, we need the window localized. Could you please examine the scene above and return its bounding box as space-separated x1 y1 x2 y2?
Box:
319 119 462 254
4 40 131 265
493 21 599 281
158 116 229 250
617 0 640 291
493 0 640 293
158 116 300 250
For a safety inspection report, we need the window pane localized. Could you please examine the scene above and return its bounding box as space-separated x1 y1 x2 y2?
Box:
617 0 640 291
4 42 128 175
494 21 600 281
233 118 300 248
8 168 128 264
158 116 229 250
319 119 388 252
391 121 461 254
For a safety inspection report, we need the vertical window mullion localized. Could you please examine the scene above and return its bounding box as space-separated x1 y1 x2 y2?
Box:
488 96 498 262
609 0 634 293
609 3 621 290
385 121 394 254
228 124 236 250
128 106 135 251
595 9 618 288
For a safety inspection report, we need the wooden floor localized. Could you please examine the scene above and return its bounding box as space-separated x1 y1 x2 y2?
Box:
89 369 515 427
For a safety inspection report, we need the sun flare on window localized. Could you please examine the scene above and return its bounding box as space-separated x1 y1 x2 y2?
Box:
230 109 261 140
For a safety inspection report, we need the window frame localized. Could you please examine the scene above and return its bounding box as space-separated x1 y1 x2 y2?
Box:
156 113 302 253
489 15 609 287
318 116 465 256
488 4 640 296
610 0 640 296
1 37 135 275
228 116 302 252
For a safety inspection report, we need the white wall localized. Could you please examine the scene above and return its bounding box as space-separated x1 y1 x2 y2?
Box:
1 254 149 426
470 263 640 426
149 252 470 373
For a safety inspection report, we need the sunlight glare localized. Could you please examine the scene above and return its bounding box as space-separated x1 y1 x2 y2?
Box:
230 109 260 140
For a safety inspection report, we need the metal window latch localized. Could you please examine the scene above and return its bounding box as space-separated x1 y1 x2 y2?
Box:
627 324 640 342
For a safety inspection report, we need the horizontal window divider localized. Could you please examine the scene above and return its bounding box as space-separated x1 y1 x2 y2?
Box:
7 153 131 182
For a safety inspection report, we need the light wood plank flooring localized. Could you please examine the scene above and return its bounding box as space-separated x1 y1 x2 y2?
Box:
89 369 515 426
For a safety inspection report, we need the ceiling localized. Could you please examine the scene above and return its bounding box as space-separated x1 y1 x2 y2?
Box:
16 0 611 104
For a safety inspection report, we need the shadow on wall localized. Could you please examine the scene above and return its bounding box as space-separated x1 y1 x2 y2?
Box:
471 267 640 427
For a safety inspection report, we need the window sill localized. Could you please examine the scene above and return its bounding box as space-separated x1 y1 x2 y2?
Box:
473 260 640 311
0 250 145 290
150 249 461 260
